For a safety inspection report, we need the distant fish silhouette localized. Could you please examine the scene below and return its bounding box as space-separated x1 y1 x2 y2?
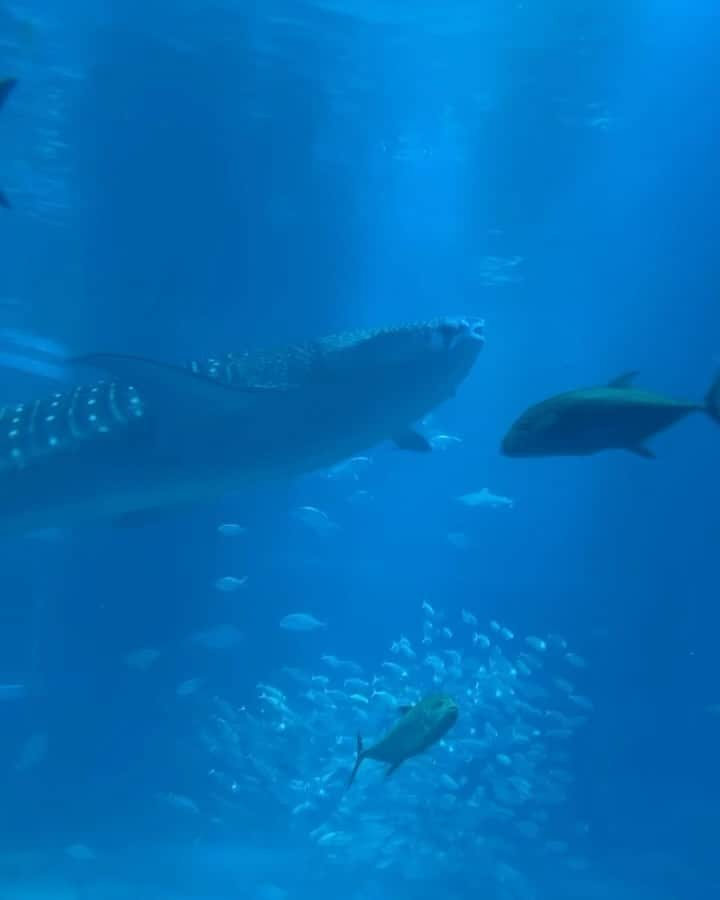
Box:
0 77 18 208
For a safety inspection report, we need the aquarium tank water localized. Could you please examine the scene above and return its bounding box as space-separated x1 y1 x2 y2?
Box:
0 2 718 898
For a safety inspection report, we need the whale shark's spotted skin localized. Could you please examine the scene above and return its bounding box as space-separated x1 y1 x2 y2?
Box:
0 318 484 534
0 383 145 473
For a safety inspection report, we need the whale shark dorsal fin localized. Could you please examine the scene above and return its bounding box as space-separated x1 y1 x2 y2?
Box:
71 353 281 414
607 371 640 389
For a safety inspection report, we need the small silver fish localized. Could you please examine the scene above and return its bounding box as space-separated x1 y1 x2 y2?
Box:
525 636 547 652
160 792 200 814
565 652 588 669
381 661 407 678
214 575 248 592
457 488 514 510
326 456 372 480
15 732 48 772
217 523 248 537
65 844 95 861
280 613 327 632
292 506 340 537
429 433 463 450
321 655 362 675
176 678 203 696
125 647 161 670
192 624 243 649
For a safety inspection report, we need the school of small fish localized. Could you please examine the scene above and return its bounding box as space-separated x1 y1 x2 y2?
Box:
190 602 592 893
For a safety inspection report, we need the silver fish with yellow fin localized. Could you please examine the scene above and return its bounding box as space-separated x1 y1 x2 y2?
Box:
502 370 720 459
348 693 459 786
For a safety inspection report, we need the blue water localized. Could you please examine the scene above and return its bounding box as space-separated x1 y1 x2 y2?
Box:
1 2 719 898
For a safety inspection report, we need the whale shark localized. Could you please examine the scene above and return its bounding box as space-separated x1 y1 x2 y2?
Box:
0 317 484 534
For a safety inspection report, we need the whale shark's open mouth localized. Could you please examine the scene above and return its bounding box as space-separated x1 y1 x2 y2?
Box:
433 316 485 353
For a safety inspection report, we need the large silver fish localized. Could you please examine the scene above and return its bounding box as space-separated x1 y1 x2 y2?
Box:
347 693 459 787
0 317 484 534
502 370 720 459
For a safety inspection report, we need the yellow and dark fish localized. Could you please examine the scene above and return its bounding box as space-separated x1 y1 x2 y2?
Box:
0 77 17 209
348 693 459 787
502 370 720 459
0 317 484 534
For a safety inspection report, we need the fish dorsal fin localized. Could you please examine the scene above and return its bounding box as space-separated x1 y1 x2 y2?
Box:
607 371 640 389
71 353 280 415
397 704 414 715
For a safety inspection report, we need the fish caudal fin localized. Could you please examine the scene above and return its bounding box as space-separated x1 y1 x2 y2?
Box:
0 79 17 210
0 77 17 110
347 734 365 789
705 371 720 426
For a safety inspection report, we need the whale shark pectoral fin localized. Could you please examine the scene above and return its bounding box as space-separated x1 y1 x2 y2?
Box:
385 760 403 778
393 428 432 452
70 353 281 414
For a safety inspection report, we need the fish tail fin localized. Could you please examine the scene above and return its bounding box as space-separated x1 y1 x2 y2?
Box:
705 371 720 425
0 78 17 110
0 79 17 210
347 734 364 789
